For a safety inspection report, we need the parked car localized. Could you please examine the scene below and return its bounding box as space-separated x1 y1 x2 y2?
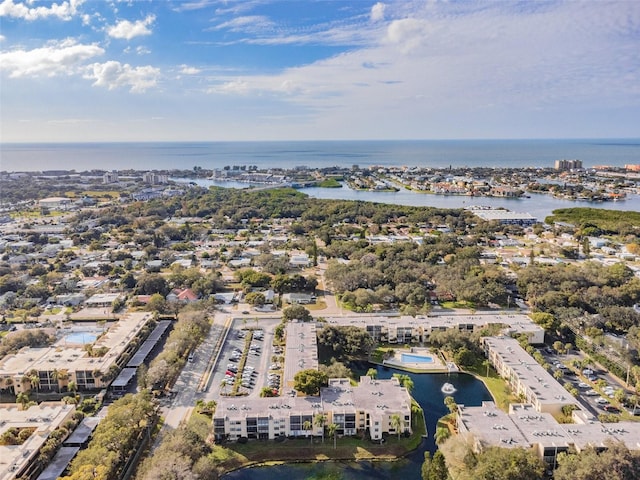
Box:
603 405 621 413
595 397 609 405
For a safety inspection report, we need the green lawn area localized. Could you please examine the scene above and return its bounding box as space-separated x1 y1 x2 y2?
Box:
306 301 327 311
440 300 477 310
463 360 518 411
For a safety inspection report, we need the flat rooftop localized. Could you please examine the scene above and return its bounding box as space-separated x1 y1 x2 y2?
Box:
322 312 543 337
0 312 151 380
484 336 577 408
0 403 76 480
283 321 318 387
458 401 530 449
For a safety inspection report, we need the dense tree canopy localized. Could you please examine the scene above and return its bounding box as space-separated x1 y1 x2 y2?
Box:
293 369 328 395
317 325 374 361
555 441 640 480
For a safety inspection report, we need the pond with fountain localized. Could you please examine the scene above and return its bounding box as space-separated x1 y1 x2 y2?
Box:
224 366 492 480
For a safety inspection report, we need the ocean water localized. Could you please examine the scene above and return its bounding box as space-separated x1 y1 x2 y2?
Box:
1 139 640 172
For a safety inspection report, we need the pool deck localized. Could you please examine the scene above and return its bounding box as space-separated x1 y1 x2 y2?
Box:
382 347 458 373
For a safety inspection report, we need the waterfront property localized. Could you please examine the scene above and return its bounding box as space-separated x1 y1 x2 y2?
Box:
482 336 578 415
213 376 412 442
458 334 640 467
458 401 640 467
383 347 449 372
323 312 544 345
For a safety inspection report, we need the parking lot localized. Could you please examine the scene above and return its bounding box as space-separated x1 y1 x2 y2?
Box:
207 318 283 400
543 347 635 417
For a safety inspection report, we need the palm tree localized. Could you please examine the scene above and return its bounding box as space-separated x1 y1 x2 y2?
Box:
92 369 103 387
482 359 491 377
327 423 338 450
57 369 69 392
303 420 312 444
67 380 77 396
444 396 458 414
28 370 40 401
314 413 325 443
434 425 450 445
390 413 402 440
16 392 30 410
50 369 59 393
366 368 378 379
220 380 228 395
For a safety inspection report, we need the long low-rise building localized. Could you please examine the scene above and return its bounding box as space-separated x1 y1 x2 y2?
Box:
482 336 578 415
0 312 151 394
323 312 544 345
0 402 76 480
458 401 640 466
214 376 411 442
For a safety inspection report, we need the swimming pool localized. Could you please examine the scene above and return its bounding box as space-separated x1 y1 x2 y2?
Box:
63 332 98 344
401 353 434 363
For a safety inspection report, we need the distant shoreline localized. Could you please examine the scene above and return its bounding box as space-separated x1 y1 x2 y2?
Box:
2 138 640 172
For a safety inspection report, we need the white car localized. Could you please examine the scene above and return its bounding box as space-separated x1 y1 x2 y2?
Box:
578 382 590 389
595 397 609 405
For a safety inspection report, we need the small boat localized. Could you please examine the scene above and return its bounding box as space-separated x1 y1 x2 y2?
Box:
441 382 456 394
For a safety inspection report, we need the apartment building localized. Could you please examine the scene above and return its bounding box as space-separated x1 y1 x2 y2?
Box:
213 376 412 442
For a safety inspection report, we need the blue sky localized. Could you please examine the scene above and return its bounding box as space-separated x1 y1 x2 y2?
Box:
1 0 639 142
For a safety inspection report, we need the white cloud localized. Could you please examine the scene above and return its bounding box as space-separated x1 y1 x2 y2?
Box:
180 65 201 75
85 61 160 92
212 15 274 33
385 18 427 53
0 0 84 20
0 34 5 42
370 2 386 22
136 46 151 55
107 14 155 40
206 0 640 137
0 38 103 77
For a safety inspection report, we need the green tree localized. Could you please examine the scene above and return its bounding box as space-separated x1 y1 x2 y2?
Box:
327 423 338 450
473 446 545 480
421 451 433 480
293 369 328 395
282 305 313 322
244 292 266 307
390 413 402 440
428 450 449 480
314 413 325 443
444 396 457 414
136 273 169 296
392 373 414 393
16 392 29 410
303 420 312 443
555 441 640 480
366 367 378 379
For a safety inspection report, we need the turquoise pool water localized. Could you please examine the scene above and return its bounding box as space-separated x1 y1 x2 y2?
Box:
63 332 98 344
400 353 434 363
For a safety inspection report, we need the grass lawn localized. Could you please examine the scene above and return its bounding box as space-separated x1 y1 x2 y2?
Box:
463 360 518 411
306 301 327 311
440 301 477 310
